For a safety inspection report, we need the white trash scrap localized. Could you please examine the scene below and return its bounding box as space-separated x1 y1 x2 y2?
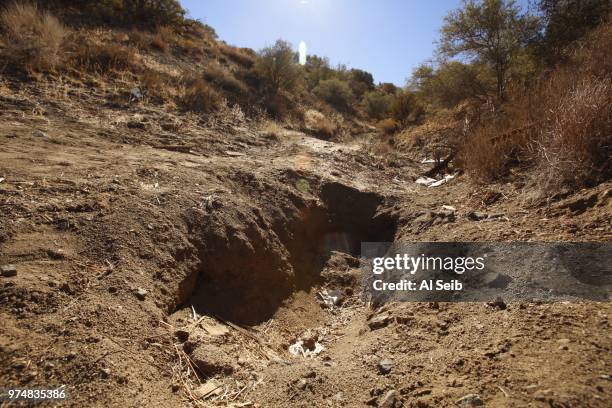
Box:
317 289 343 308
415 173 457 187
289 340 324 358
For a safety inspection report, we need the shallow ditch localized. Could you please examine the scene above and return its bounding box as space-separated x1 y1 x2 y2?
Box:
180 180 398 325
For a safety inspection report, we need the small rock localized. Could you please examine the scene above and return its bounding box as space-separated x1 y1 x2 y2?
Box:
455 394 483 407
378 358 393 375
32 130 48 138
368 314 392 330
1 264 17 277
194 380 221 398
130 87 143 100
379 390 399 408
135 288 147 300
12 360 27 369
301 331 318 350
487 296 507 310
100 368 111 378
190 344 234 376
60 283 74 294
297 378 309 390
467 211 487 221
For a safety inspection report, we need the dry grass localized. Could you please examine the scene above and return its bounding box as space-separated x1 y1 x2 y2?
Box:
141 69 175 102
458 23 611 190
260 121 285 140
304 109 337 139
377 118 399 135
0 3 66 73
202 63 248 96
176 37 204 58
70 38 137 74
539 78 611 189
180 78 222 113
218 43 255 67
150 33 169 53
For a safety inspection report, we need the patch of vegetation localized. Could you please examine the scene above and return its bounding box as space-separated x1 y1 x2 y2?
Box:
314 78 354 111
0 2 66 74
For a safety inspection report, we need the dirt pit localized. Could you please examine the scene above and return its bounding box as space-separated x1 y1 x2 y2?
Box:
183 180 398 325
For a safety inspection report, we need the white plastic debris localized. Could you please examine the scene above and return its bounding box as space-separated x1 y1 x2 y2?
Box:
415 176 437 186
317 289 343 308
289 340 324 358
428 173 456 187
421 158 437 163
130 87 143 100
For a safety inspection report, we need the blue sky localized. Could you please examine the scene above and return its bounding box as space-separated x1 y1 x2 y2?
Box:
180 1 527 86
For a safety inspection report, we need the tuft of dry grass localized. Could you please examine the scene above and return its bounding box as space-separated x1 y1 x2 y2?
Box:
539 78 611 189
141 69 175 102
377 118 399 135
180 78 222 113
70 38 137 74
176 37 204 58
0 2 66 73
150 26 176 53
202 62 248 96
150 33 169 53
304 109 337 139
218 42 255 67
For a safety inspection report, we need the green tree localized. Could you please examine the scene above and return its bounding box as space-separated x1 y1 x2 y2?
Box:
410 61 494 107
348 68 375 99
538 0 611 63
439 0 540 100
361 91 392 119
390 91 422 125
255 39 300 95
314 78 354 110
303 55 334 90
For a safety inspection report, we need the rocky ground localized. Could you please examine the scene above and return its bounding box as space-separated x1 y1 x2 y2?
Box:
0 78 610 407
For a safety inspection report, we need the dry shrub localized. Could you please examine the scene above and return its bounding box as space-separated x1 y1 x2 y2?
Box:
71 37 137 73
458 122 528 180
202 63 248 96
261 121 284 140
141 69 174 102
304 109 337 139
377 118 399 135
151 26 176 53
128 26 174 53
180 78 221 113
219 43 255 67
262 93 289 119
459 23 611 189
539 78 611 188
150 33 168 53
0 3 66 73
176 37 203 58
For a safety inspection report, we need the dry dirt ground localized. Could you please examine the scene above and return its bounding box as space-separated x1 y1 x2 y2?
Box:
0 80 611 407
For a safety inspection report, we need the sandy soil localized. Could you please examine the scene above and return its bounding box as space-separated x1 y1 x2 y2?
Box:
0 79 610 407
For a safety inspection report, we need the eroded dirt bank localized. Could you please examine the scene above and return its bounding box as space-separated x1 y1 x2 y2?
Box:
0 87 611 407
